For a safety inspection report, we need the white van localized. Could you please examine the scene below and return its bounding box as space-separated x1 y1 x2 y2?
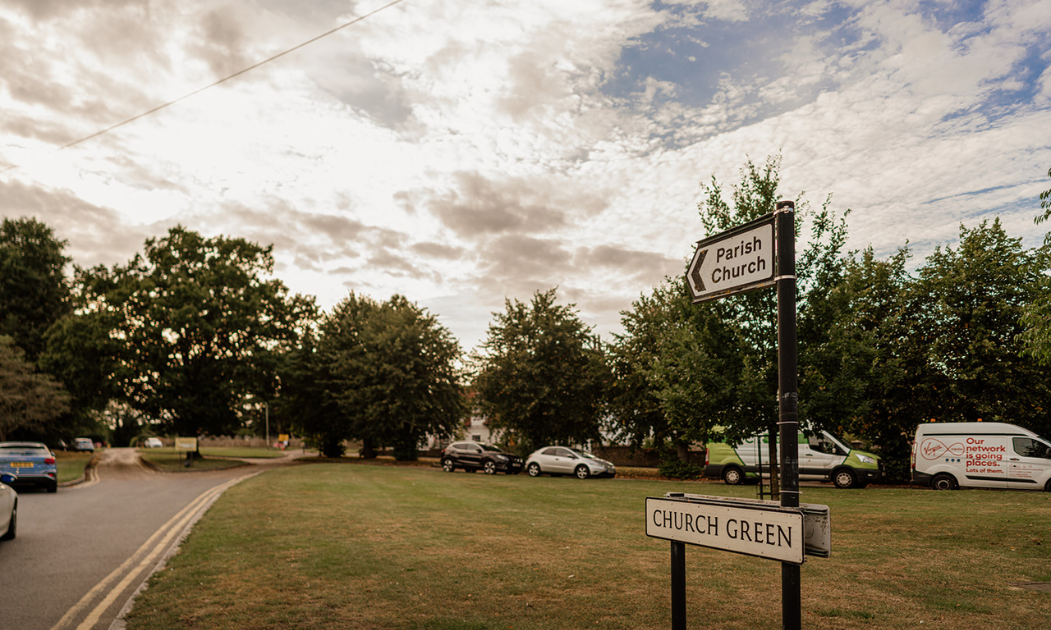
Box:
912 422 1051 491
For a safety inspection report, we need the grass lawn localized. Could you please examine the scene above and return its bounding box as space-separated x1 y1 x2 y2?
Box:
137 451 249 472
55 450 95 483
123 465 1051 630
199 447 290 459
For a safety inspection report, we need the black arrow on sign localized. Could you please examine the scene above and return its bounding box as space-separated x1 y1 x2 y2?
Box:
691 249 707 293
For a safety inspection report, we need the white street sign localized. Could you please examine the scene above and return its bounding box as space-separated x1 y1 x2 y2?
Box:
646 496 807 565
686 215 775 303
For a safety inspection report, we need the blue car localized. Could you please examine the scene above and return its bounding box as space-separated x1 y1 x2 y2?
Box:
0 442 58 493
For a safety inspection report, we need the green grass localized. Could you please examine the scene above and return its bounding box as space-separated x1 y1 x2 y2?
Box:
137 446 287 472
199 447 289 459
124 465 1051 630
137 451 248 472
55 451 94 483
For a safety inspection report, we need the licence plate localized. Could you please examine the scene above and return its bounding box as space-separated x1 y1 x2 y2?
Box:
10 462 33 468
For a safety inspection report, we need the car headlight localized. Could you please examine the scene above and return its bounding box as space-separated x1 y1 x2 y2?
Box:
857 455 876 464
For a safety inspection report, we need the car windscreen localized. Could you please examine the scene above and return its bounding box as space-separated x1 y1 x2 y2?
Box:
480 444 503 452
825 431 853 454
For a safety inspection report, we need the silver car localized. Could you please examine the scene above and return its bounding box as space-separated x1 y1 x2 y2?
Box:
525 446 616 479
1 472 17 541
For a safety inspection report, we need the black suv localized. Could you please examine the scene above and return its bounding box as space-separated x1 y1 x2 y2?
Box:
440 442 523 474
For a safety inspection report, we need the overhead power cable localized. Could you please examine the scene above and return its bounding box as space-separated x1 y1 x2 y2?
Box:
1 0 408 174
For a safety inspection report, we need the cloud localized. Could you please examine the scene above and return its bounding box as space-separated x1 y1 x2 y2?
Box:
0 178 149 267
415 172 571 239
660 0 749 23
2 0 1049 354
574 244 680 283
411 241 467 260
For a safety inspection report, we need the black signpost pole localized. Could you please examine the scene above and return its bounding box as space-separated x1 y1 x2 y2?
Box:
775 200 800 630
673 203 819 629
671 541 686 630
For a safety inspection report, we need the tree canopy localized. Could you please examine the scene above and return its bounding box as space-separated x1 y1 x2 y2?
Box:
912 219 1049 432
612 156 857 475
10 160 1051 474
290 293 464 459
472 288 609 454
0 217 71 362
51 226 315 437
0 336 69 441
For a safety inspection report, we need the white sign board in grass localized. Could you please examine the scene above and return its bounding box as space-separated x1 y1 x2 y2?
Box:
646 496 806 565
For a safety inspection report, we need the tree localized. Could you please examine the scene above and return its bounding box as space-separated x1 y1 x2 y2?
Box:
282 329 345 457
0 336 69 441
911 219 1050 435
40 309 126 416
0 217 71 362
472 288 609 454
1018 165 1051 364
70 226 316 438
694 155 855 493
608 278 737 464
607 285 676 453
827 247 933 481
1039 165 1051 221
293 293 465 459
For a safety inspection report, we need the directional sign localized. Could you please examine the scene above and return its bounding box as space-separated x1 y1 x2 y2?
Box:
686 213 775 303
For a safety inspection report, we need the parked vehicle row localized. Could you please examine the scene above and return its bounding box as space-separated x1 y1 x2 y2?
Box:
439 442 617 479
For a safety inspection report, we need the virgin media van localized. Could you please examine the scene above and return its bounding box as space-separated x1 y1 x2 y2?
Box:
912 422 1051 491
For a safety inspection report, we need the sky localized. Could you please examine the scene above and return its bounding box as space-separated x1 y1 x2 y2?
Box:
2 0 1050 353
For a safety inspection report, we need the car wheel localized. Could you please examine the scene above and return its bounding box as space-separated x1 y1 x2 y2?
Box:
833 469 857 489
441 458 455 473
1 501 16 541
722 466 744 485
484 460 497 475
931 473 958 491
527 462 541 477
575 465 590 480
1045 479 1051 493
47 481 58 494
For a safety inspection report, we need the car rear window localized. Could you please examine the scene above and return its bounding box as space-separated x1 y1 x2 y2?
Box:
0 445 49 456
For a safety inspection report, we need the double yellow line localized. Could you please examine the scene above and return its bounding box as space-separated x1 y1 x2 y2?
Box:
50 474 252 630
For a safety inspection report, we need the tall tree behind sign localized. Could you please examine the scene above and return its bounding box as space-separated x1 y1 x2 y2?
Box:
608 276 737 467
696 155 855 494
1019 165 1051 365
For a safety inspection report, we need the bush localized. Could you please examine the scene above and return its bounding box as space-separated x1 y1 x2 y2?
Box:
659 460 703 480
316 435 345 458
391 442 419 461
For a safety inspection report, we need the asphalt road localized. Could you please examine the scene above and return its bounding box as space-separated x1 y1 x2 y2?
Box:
0 448 291 630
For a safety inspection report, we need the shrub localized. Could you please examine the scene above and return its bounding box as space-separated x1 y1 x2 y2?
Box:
659 460 703 480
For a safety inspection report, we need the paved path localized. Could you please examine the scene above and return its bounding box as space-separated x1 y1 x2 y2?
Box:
0 448 295 630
